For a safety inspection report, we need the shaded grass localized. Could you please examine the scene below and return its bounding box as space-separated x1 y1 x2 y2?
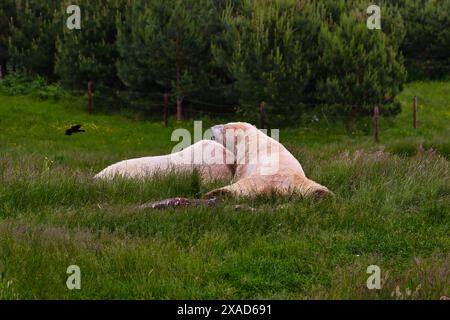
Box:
0 81 449 299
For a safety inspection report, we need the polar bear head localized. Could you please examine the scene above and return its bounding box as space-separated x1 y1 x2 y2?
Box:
210 122 281 176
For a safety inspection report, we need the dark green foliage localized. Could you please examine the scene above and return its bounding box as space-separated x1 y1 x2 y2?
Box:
400 0 450 80
316 3 406 120
55 0 126 89
0 0 16 76
383 0 450 79
214 0 406 125
3 0 449 122
0 73 66 99
8 0 61 78
117 0 222 118
212 0 320 124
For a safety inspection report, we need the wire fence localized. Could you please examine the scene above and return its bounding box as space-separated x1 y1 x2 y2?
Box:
62 80 419 143
72 82 239 119
82 88 338 130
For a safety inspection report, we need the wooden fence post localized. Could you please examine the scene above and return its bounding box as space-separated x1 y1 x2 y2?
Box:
259 101 266 129
176 97 183 122
87 81 94 114
374 106 379 143
413 96 417 129
163 93 169 127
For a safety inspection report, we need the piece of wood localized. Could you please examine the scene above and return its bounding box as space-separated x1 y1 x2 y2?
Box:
374 106 379 143
138 197 219 210
87 81 94 114
163 93 169 127
259 101 266 129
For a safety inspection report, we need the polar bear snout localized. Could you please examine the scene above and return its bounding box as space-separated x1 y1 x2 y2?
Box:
210 125 224 144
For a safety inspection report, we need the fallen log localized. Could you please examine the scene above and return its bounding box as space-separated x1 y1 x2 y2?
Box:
138 197 219 210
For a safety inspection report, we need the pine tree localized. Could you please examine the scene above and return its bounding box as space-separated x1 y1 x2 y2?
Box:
8 0 61 78
212 0 324 125
398 0 450 79
117 0 216 121
315 3 406 126
55 0 127 89
0 0 16 77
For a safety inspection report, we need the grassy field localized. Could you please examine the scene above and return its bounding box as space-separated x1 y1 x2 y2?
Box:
0 81 448 299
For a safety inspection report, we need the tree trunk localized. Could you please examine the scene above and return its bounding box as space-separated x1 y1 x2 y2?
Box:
176 97 183 122
347 105 358 131
175 30 183 121
0 62 7 78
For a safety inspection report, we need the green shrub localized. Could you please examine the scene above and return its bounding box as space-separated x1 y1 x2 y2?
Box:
386 138 421 157
424 138 450 159
0 73 66 99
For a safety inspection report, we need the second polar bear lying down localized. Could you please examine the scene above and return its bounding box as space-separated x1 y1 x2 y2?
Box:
94 140 235 182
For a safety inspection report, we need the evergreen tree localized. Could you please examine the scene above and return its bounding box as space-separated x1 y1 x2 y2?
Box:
316 6 406 126
8 0 61 78
117 0 217 121
0 0 16 77
55 0 126 89
213 0 322 124
399 0 450 79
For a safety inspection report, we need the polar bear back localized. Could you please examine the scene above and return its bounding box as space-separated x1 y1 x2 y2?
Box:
94 140 234 181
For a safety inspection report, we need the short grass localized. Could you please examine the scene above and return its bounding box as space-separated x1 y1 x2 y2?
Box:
0 81 448 299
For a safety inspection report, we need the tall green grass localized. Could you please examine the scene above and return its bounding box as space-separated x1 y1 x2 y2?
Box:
0 81 448 299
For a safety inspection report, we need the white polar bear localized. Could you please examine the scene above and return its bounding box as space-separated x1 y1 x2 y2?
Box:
205 122 332 198
94 140 235 182
95 123 332 200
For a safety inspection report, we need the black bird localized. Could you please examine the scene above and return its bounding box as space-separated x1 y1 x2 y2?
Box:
65 124 85 136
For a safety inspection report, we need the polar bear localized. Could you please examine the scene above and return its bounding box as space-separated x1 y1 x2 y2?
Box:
205 122 332 198
94 140 235 182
